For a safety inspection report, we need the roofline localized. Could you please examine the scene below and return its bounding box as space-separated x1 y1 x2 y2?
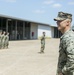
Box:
50 25 57 27
0 14 50 26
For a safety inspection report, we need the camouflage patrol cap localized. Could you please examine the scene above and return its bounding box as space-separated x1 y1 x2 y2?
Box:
54 12 72 21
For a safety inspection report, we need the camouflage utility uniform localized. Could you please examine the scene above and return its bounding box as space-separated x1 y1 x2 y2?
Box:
5 34 9 49
40 34 45 53
0 34 2 49
57 30 74 75
1 34 5 49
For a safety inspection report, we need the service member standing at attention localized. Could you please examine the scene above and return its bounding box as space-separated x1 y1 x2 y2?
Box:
39 32 45 53
54 12 74 75
1 31 6 49
5 32 9 49
0 30 2 49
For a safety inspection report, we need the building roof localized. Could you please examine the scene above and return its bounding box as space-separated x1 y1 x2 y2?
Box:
50 24 57 27
0 14 50 26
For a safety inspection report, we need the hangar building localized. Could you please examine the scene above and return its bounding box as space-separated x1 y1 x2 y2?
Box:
0 14 62 40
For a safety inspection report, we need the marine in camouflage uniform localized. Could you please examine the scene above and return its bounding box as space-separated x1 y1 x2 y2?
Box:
39 32 45 53
4 32 9 49
1 31 6 49
0 30 2 49
54 12 74 75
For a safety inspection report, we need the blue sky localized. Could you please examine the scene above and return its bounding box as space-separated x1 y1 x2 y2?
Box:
0 0 74 26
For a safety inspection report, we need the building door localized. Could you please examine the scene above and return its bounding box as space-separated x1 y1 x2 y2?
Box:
0 18 6 31
54 27 62 38
17 21 23 40
8 20 16 40
25 22 30 39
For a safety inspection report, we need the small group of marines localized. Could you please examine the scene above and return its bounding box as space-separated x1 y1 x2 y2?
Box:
0 30 9 49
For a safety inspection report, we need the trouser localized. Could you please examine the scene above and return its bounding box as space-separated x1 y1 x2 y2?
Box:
2 44 4 49
0 42 2 49
0 45 1 49
2 42 5 49
4 42 9 49
40 44 45 52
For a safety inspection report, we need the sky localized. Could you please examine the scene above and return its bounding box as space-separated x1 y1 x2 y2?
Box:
0 0 74 26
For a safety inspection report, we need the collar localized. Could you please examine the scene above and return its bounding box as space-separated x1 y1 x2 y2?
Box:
60 29 71 39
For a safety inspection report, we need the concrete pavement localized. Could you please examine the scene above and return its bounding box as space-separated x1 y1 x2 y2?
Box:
0 39 59 75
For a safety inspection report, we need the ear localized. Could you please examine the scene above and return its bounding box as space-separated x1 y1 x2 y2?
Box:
66 20 70 26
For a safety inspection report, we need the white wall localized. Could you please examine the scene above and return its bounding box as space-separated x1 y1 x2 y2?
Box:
30 23 38 39
51 27 54 38
38 25 51 38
